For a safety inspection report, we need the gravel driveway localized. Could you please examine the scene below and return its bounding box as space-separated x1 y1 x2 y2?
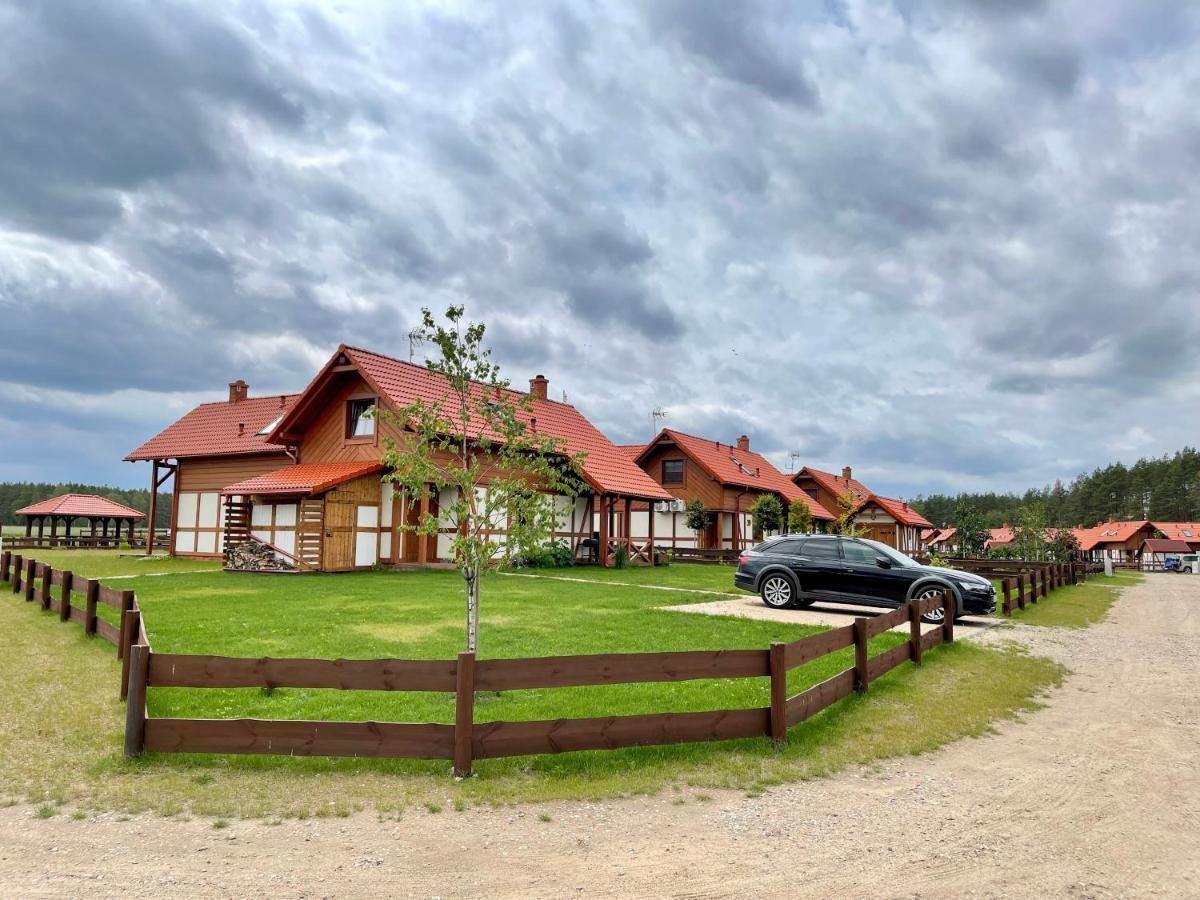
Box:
1 574 1196 898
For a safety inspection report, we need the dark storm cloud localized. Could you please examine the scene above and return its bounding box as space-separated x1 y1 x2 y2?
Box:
1 0 1198 494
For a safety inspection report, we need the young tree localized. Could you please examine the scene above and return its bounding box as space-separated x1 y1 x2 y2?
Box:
835 490 866 537
1013 504 1048 561
749 494 783 537
1048 528 1081 562
787 498 813 534
380 306 586 653
955 500 988 558
684 497 713 546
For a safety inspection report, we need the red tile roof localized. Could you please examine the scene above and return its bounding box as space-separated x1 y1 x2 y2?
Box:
125 393 299 461
795 467 873 505
1151 522 1200 544
924 527 956 546
274 346 672 501
1142 538 1192 553
637 429 835 520
985 526 1014 548
221 462 384 496
614 444 645 459
1074 521 1150 551
16 493 145 519
858 494 933 528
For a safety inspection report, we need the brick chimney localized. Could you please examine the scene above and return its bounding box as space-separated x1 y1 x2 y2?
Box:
529 374 549 401
229 379 249 403
736 435 750 452
842 465 852 481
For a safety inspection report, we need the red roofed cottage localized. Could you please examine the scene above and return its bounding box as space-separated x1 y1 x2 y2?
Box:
126 346 670 571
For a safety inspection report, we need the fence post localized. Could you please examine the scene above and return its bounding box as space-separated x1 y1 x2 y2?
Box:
59 571 72 622
453 651 475 777
124 644 149 757
120 608 140 701
853 618 869 693
84 580 99 635
25 559 37 602
942 590 955 644
1 550 9 583
908 601 922 665
769 642 788 744
39 564 53 610
117 591 135 660
11 554 22 594
1018 572 1028 608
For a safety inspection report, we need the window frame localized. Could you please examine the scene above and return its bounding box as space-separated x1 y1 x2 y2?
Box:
661 458 685 485
344 395 379 443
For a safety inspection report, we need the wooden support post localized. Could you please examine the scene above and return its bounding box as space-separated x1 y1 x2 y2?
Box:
123 643 149 757
908 601 922 665
942 590 955 644
1 550 10 583
12 554 23 594
1017 572 1027 609
853 617 869 693
25 517 33 538
597 493 609 567
25 559 37 602
85 580 99 635
1000 577 1011 615
40 564 53 610
769 642 787 743
117 591 135 660
1015 576 1026 610
59 571 72 622
622 500 632 562
120 607 140 700
453 651 475 777
647 500 656 565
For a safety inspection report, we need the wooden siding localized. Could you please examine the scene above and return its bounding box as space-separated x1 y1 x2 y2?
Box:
176 454 292 493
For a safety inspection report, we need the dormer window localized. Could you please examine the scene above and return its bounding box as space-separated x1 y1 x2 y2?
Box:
257 414 284 437
346 397 377 439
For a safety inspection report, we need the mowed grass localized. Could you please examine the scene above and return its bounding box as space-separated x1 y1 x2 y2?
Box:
2 548 222 579
515 561 741 593
1001 572 1141 628
0 556 1067 818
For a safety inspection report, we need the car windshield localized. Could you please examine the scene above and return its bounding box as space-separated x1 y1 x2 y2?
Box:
859 539 922 568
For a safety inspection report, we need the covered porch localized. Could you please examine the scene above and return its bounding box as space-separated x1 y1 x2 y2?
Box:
12 494 146 550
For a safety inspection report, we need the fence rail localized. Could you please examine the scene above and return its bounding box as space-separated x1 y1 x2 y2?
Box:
0 548 984 776
1 529 170 552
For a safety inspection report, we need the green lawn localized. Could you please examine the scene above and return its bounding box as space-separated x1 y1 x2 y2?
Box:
3 548 222 579
0 554 1069 818
1001 573 1140 628
513 561 740 592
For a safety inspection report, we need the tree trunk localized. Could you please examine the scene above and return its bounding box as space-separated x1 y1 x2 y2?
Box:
464 563 481 653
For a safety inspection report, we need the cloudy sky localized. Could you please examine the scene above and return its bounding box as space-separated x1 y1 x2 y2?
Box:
1 0 1197 499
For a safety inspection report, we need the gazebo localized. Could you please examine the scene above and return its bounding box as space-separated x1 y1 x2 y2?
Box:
14 494 145 548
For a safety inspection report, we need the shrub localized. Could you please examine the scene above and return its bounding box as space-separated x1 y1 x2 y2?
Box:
613 543 630 569
749 495 783 535
787 499 813 533
511 541 575 569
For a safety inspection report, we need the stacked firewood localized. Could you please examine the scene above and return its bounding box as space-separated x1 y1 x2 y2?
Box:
225 539 295 572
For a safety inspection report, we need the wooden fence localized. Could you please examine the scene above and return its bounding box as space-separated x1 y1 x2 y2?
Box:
657 546 742 565
1 528 170 552
1 549 955 776
938 559 1087 616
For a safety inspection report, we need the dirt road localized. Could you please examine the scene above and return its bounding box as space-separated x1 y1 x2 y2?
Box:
2 574 1196 898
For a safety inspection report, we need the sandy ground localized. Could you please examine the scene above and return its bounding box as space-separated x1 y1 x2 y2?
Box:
1 574 1197 899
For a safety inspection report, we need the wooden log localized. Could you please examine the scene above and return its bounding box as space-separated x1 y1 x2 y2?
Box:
147 654 458 692
143 718 455 759
475 648 769 692
39 564 53 610
124 644 149 757
784 668 856 727
866 641 912 681
120 609 140 700
941 591 954 644
853 618 869 693
472 707 769 760
769 642 787 745
84 580 99 635
454 651 475 777
11 554 22 594
908 601 922 666
59 571 72 622
784 624 855 670
116 591 135 659
863 604 909 639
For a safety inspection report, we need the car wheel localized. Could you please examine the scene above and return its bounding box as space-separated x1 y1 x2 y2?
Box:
916 585 952 624
760 573 798 609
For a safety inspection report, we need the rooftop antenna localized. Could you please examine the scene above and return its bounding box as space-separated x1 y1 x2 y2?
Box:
561 389 569 403
651 407 667 436
407 327 425 362
789 451 801 473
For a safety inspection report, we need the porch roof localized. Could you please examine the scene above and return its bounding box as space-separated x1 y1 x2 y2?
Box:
221 462 384 497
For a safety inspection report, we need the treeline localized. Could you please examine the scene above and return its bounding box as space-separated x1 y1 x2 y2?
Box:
0 483 171 528
912 447 1200 528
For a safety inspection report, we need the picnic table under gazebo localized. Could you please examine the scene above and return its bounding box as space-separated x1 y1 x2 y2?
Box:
11 494 146 550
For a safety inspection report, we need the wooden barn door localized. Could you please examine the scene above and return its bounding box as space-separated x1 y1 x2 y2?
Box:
324 494 357 571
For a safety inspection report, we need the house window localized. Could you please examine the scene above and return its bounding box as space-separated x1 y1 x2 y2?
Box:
662 459 684 485
346 398 377 439
804 488 818 501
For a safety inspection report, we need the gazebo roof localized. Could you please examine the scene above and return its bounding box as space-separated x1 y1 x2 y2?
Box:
15 494 146 519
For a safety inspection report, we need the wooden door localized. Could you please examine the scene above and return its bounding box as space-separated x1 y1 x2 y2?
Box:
402 493 420 563
324 496 357 571
858 523 897 548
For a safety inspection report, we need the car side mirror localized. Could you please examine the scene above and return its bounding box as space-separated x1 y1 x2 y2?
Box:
875 556 892 569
